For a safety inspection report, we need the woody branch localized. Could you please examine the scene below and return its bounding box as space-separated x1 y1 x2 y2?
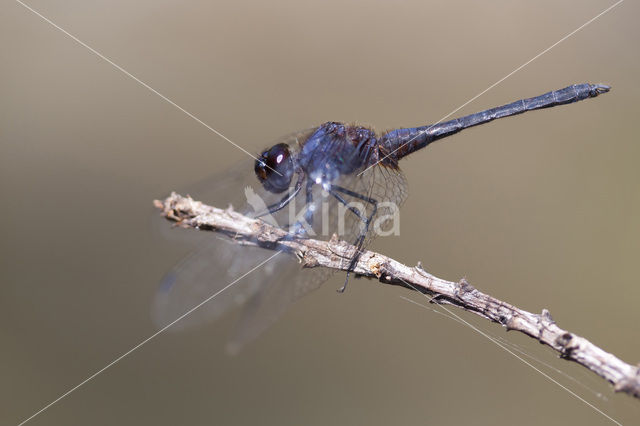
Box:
154 192 640 400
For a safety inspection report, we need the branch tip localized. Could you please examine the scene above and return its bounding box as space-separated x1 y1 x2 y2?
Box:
154 192 640 401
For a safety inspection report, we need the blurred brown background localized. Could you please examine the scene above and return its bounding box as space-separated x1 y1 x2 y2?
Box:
2 0 639 424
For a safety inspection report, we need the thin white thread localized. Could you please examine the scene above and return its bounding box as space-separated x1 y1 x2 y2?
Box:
13 0 624 423
17 251 282 426
492 335 609 401
360 0 624 176
13 0 284 176
400 295 609 401
399 285 621 425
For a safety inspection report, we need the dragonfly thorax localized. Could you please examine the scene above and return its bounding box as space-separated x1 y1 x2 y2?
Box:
298 122 379 183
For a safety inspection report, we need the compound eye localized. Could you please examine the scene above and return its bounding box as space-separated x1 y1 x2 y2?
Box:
254 143 294 193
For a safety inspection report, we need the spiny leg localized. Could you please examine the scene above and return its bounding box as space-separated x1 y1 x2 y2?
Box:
297 180 315 235
328 184 378 292
255 172 303 218
304 180 314 220
254 172 313 243
269 180 318 238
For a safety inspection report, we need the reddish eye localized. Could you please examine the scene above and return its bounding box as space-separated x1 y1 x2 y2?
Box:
254 143 294 193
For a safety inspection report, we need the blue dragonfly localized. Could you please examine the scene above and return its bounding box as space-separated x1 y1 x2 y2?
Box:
155 83 609 351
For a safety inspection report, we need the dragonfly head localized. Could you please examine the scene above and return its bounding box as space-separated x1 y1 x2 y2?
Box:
254 143 294 193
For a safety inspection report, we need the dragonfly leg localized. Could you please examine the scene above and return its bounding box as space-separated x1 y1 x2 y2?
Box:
303 180 315 224
328 185 378 292
255 171 304 217
279 179 316 237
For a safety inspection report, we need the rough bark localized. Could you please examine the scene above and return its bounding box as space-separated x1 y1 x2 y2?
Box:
155 192 640 400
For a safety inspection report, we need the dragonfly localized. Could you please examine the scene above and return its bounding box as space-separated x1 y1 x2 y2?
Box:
155 83 610 351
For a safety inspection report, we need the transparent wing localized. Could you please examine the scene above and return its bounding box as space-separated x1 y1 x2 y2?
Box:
358 162 409 246
229 146 409 350
153 128 331 346
153 126 408 350
228 259 334 353
316 160 408 251
226 158 409 351
153 237 285 331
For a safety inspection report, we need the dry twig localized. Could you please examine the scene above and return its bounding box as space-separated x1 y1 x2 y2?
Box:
155 192 640 400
